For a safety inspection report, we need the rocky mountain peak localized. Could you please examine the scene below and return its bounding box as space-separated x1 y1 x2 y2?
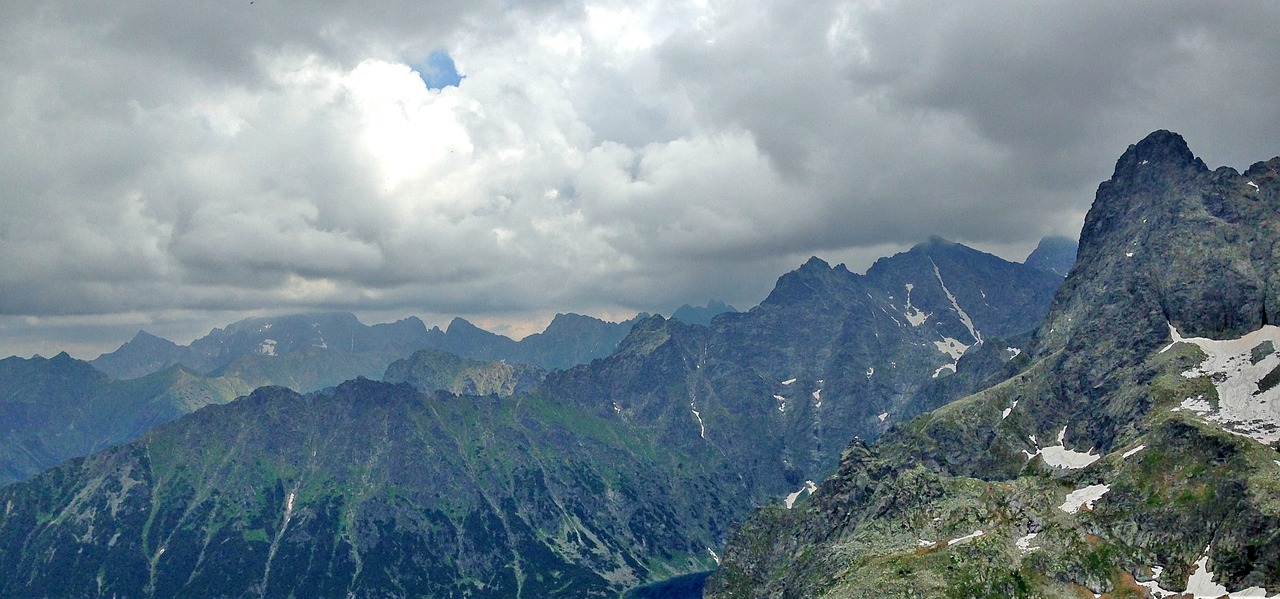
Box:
1112 129 1206 177
1023 236 1078 277
800 255 832 270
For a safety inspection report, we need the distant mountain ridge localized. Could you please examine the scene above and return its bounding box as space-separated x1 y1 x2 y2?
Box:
90 311 646 382
423 312 649 371
670 300 738 326
90 312 430 379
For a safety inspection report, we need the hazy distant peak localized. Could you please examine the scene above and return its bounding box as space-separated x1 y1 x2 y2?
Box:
1024 236 1078 278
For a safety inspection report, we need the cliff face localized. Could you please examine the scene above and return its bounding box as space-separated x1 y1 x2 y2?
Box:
708 131 1280 598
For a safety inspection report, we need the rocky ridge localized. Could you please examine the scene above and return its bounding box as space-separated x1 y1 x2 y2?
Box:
706 131 1280 598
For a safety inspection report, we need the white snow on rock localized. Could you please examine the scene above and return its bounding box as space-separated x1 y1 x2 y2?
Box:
878 412 888 422
1006 347 1022 358
931 260 982 344
1016 532 1039 553
1248 180 1260 191
1002 400 1019 420
1121 444 1146 459
784 480 818 509
932 336 969 378
1059 484 1110 514
707 547 721 565
934 337 969 360
1028 426 1100 469
866 367 874 378
902 283 929 326
948 529 984 546
917 539 934 547
1136 550 1279 598
811 389 821 401
781 378 796 385
260 339 278 356
773 394 786 402
1170 324 1280 444
691 408 706 439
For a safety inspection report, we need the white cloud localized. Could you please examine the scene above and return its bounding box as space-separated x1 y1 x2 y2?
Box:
2 0 1280 357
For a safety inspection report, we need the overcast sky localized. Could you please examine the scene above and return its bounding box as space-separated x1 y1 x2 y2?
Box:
3 1 1280 359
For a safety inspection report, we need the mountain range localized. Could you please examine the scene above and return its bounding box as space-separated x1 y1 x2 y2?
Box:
90 311 649 382
0 229 1067 596
706 131 1280 598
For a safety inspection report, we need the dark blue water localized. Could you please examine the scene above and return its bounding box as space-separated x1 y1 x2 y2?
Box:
624 571 712 599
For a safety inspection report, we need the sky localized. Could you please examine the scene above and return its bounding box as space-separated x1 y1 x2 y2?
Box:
3 1 1280 359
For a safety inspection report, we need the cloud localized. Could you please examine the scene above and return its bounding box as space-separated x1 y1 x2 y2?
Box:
2 0 1280 357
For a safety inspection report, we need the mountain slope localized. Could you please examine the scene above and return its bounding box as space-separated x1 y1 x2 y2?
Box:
0 348 558 488
707 130 1280 598
0 354 239 487
0 379 737 598
382 348 545 396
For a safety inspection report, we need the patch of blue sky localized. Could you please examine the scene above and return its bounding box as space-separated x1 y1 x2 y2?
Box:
413 49 463 90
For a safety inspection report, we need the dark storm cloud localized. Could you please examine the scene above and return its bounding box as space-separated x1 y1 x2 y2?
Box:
2 0 1279 358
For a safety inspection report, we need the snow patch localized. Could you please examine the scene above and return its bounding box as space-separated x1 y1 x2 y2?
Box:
1002 400 1019 420
878 412 888 422
917 539 934 547
1121 444 1146 459
691 408 706 439
781 378 796 385
1248 180 1260 191
902 283 929 326
707 547 721 565
783 480 818 509
1029 426 1100 469
948 530 984 546
1171 324 1280 444
1006 347 1022 358
259 339 278 356
1059 484 1110 514
1136 549 1279 598
934 337 969 360
932 336 969 378
773 394 786 402
811 389 821 401
1016 532 1039 553
931 260 982 344
866 367 874 378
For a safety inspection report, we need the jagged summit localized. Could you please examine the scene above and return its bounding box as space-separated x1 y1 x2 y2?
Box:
1112 129 1206 176
799 255 832 270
